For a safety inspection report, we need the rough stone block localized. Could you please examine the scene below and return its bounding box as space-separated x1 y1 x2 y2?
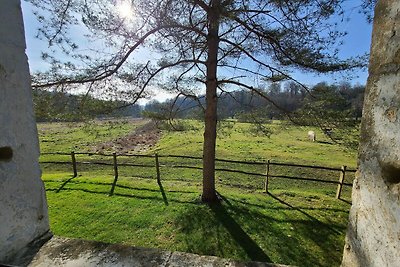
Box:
0 0 50 262
342 1 400 266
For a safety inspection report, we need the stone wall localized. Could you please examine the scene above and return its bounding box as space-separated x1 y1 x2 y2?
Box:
342 1 400 266
0 0 50 262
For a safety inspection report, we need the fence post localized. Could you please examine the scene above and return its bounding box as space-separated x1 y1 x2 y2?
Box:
155 153 161 184
109 152 119 196
71 151 77 177
336 165 347 199
264 160 270 193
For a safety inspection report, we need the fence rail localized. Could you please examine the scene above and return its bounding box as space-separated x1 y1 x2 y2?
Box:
40 151 357 199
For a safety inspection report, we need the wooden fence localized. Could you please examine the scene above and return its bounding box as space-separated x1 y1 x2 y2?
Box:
40 151 357 199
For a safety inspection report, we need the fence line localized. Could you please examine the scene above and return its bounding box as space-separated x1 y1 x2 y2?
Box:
155 153 161 184
40 151 356 199
268 162 342 171
336 166 347 199
264 160 270 192
158 154 202 160
267 175 351 185
41 152 154 158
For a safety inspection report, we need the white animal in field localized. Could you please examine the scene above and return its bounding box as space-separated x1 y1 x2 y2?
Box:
308 131 316 142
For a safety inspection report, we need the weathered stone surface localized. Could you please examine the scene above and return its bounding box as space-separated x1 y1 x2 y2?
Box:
341 1 400 266
0 0 50 262
26 236 291 267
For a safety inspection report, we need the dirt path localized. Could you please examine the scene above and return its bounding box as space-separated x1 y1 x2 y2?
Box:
93 121 161 154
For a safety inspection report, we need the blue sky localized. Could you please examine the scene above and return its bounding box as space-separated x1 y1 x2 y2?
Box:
21 1 373 101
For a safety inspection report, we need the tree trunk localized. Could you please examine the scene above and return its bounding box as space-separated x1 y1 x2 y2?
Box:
202 1 220 203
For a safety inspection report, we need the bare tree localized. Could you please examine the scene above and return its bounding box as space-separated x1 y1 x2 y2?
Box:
28 0 367 202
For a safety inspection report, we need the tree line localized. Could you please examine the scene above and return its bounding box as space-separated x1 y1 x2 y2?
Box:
33 89 142 122
143 81 365 125
35 80 364 125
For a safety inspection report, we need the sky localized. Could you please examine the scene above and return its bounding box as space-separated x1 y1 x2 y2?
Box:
21 1 373 103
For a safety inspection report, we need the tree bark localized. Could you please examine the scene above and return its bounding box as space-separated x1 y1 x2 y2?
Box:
202 0 220 203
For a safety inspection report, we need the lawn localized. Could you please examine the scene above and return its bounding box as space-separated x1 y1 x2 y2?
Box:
43 174 350 267
153 120 357 167
38 119 357 266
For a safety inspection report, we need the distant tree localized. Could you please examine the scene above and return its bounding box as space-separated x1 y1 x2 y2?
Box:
29 0 367 202
33 88 141 121
293 82 365 148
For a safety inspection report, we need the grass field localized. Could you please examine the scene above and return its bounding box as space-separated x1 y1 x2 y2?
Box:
37 119 358 266
38 119 145 153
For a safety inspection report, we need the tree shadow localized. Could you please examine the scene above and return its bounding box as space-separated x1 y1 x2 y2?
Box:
172 202 274 263
230 197 349 214
173 193 343 265
263 192 349 265
44 179 348 266
230 194 346 266
209 202 272 263
267 192 341 234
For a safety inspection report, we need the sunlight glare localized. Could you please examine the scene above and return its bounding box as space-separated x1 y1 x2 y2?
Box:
117 0 133 20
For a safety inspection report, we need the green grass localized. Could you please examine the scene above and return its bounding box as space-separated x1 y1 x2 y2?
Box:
38 119 357 266
43 173 350 267
150 120 356 201
153 120 356 167
37 119 144 153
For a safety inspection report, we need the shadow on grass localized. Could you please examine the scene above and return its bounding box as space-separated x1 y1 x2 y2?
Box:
230 197 349 214
268 193 347 238
338 198 352 205
173 193 344 265
267 193 342 235
44 179 348 266
55 175 79 193
157 180 169 205
231 194 346 266
45 178 196 194
45 178 196 207
46 185 196 205
209 202 272 262
317 140 334 145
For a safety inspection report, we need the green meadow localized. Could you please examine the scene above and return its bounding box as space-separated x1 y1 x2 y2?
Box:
38 119 357 266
